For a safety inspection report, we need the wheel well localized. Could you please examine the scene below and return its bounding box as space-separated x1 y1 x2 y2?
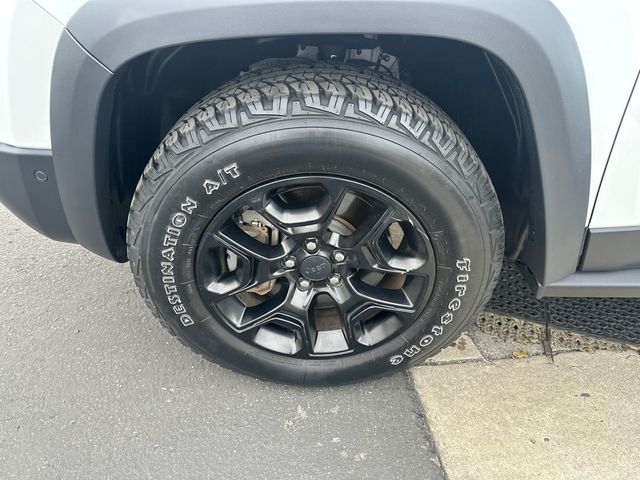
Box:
105 35 537 261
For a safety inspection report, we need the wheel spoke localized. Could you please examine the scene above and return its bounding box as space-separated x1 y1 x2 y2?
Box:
351 275 413 313
245 180 348 239
216 288 288 330
352 216 435 277
325 276 413 352
215 223 287 262
315 180 350 234
341 205 395 249
267 286 318 355
196 224 287 302
328 274 412 332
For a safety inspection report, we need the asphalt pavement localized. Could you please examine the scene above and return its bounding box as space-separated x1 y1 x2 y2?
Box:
0 204 444 479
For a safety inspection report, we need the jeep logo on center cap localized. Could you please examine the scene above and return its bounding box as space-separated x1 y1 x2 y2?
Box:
299 256 332 281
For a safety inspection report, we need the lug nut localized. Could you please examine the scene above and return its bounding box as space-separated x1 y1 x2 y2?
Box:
331 250 345 263
298 278 312 290
283 256 296 269
304 238 319 253
328 273 342 286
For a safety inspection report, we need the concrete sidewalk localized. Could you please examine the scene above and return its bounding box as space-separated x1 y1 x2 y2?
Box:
412 336 640 480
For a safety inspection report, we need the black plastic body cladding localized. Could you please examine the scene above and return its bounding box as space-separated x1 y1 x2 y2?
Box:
0 143 74 242
581 227 640 272
51 0 590 288
50 32 119 259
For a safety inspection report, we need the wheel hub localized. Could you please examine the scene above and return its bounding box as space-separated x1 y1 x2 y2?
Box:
299 255 332 281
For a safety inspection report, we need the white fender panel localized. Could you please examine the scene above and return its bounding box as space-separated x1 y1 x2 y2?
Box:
550 0 640 220
0 0 63 149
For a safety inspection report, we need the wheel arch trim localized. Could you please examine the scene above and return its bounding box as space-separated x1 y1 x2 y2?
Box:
50 0 590 286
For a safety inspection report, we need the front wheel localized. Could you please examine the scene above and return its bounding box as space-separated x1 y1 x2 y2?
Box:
127 60 504 385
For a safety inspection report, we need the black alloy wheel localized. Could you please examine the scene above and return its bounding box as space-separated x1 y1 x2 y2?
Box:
195 176 436 358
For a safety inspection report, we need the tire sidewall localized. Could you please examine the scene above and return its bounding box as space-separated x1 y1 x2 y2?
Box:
140 117 494 384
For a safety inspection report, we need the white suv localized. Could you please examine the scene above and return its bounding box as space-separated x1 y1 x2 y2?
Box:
1 0 639 384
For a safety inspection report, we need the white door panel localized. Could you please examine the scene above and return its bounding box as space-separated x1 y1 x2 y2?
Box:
550 0 640 222
590 77 640 228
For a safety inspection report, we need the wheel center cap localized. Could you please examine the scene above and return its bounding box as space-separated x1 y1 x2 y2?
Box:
299 255 332 281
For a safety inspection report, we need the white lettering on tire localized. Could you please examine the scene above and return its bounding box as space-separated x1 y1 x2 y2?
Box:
159 163 242 327
203 163 241 194
389 258 471 365
159 196 199 326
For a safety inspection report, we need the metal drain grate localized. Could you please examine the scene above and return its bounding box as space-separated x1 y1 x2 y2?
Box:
475 312 637 352
485 261 640 345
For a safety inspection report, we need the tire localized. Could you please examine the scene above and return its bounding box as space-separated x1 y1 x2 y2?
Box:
127 59 504 385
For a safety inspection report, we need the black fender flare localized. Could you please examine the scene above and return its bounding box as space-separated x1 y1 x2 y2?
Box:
50 0 590 286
